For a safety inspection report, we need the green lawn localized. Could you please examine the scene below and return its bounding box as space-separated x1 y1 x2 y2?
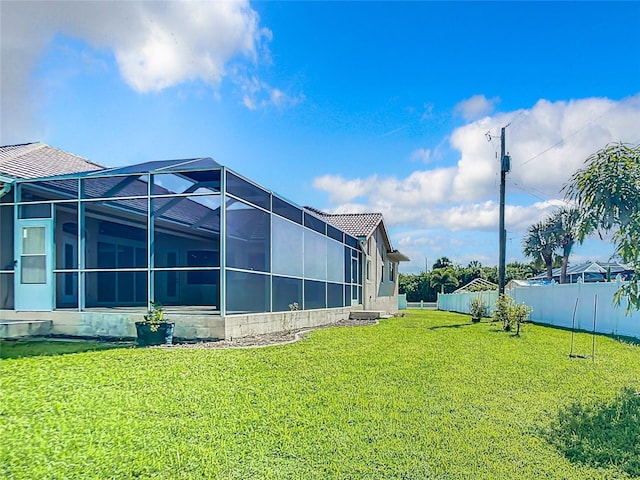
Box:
1 311 639 479
0 339 128 360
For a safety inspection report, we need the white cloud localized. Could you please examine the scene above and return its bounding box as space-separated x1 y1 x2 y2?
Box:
238 75 304 111
312 175 379 203
0 0 280 143
454 94 500 121
314 95 640 236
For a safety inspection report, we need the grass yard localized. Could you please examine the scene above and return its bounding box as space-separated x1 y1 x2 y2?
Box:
1 310 639 479
0 339 128 360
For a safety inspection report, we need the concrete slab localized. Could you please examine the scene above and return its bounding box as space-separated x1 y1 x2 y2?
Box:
349 310 384 320
0 320 53 339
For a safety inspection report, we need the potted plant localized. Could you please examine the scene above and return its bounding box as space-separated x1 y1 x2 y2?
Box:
469 297 487 323
135 302 175 346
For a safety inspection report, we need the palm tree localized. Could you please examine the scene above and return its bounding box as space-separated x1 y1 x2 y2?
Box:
522 219 560 280
432 256 453 270
429 267 459 294
548 207 582 283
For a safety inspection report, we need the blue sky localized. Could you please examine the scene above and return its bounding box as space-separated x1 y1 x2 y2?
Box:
2 1 639 273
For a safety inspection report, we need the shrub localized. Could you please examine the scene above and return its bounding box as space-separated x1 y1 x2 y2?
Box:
470 297 488 321
493 294 512 329
142 302 168 332
493 294 532 335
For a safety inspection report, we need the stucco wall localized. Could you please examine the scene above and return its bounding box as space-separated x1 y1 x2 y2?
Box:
363 226 399 314
224 306 355 339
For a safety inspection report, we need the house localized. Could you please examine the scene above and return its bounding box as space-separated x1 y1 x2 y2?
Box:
530 261 634 284
0 143 408 339
307 209 410 313
1 143 103 311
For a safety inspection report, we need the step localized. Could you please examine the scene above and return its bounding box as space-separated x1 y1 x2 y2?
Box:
349 310 384 320
0 320 53 339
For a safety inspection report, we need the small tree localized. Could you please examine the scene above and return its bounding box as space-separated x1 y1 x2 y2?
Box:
563 142 640 312
469 297 487 322
493 294 532 335
522 220 560 280
547 207 584 284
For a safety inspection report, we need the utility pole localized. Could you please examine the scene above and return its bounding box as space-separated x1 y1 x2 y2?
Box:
498 126 510 294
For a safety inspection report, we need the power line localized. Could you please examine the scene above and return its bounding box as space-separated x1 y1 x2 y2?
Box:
521 105 616 166
511 182 569 203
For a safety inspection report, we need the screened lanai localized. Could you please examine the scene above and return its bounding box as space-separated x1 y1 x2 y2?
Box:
0 158 363 315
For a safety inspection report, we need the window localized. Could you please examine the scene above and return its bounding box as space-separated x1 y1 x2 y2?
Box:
304 212 326 234
327 224 343 242
327 238 344 283
21 226 46 284
272 216 303 277
19 203 52 219
389 262 395 282
272 276 302 312
345 235 358 249
366 259 371 281
272 196 302 224
226 199 270 272
327 282 343 308
304 229 326 280
304 280 326 310
226 270 269 313
226 172 270 209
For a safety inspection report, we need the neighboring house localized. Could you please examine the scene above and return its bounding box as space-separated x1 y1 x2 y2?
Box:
530 261 634 283
307 209 409 313
0 143 408 339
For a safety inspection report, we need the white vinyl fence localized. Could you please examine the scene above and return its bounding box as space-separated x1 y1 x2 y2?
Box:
399 294 438 310
438 279 640 339
437 290 499 317
508 279 640 339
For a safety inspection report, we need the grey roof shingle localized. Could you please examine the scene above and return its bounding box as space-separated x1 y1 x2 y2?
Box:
306 207 409 261
318 211 383 238
0 143 103 179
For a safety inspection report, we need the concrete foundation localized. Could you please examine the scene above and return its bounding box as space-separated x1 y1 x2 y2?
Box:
0 306 361 340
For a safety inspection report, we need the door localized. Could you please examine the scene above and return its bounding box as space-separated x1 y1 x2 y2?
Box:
15 219 54 311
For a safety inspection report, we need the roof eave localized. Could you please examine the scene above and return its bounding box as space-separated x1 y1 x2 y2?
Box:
388 250 410 262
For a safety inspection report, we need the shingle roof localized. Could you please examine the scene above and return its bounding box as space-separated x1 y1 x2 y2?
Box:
323 213 383 238
0 143 103 179
305 207 383 238
306 207 409 261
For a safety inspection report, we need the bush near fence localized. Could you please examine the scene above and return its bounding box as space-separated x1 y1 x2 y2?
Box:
438 278 640 340
437 290 498 317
